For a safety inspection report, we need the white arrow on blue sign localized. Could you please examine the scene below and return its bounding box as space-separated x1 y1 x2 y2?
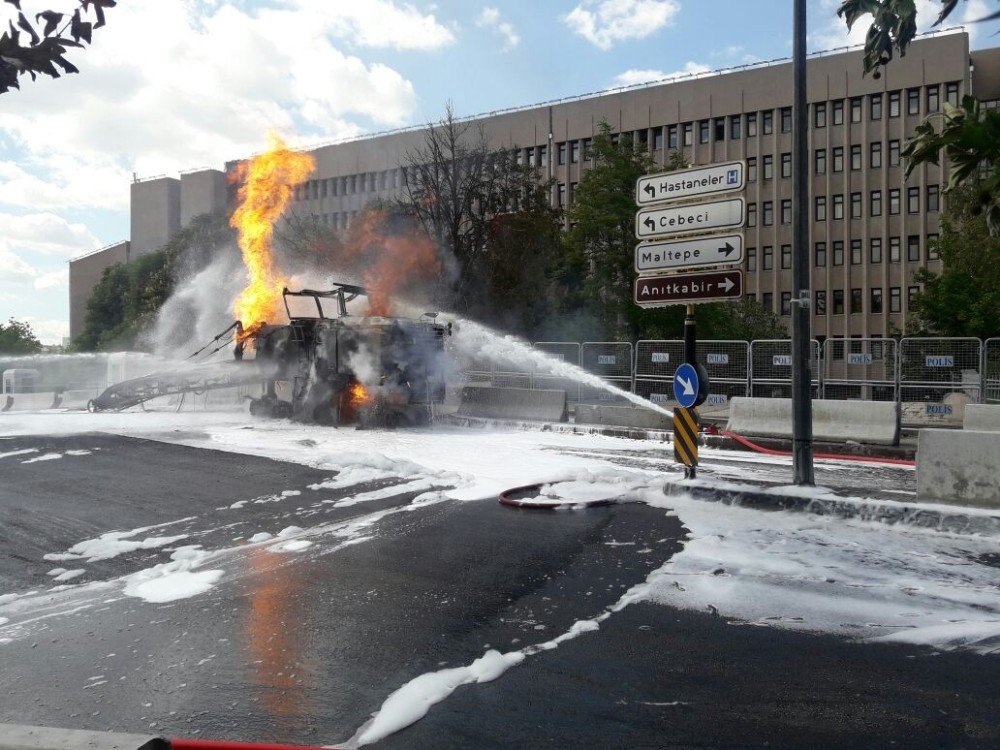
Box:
673 362 699 409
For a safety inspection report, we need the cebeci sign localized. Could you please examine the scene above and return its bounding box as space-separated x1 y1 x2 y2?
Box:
635 161 746 206
635 197 745 240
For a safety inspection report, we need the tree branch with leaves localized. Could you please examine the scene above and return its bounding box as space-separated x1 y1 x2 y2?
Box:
0 0 115 94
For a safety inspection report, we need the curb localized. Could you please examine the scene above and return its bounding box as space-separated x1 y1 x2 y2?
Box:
663 480 1000 536
0 724 337 750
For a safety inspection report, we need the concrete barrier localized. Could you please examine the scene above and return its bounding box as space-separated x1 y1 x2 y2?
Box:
963 403 1000 432
575 403 671 430
726 397 899 445
0 391 60 412
917 429 1000 508
457 385 567 423
0 723 156 750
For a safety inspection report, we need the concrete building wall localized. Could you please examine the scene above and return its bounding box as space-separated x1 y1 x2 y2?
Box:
130 177 180 255
180 169 228 227
125 33 1000 344
68 241 130 341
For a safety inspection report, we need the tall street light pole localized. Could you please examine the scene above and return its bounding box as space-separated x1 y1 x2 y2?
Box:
792 0 815 485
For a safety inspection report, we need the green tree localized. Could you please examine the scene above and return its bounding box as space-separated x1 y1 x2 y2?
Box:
908 183 1000 338
1 0 115 95
561 121 687 340
0 317 42 353
838 0 999 79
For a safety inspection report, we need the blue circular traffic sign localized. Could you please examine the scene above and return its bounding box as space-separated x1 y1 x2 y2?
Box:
673 363 700 408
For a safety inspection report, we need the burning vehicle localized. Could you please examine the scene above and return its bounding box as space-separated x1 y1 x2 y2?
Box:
244 283 450 426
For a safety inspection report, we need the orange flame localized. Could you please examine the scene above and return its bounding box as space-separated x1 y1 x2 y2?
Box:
348 382 371 406
230 132 316 337
342 208 442 317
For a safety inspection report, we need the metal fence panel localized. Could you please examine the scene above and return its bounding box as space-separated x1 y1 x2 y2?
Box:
696 340 750 417
822 337 898 401
899 337 981 427
750 339 821 398
580 342 633 404
532 341 582 404
984 338 1000 404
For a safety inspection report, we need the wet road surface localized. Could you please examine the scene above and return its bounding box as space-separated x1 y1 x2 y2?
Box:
0 433 997 748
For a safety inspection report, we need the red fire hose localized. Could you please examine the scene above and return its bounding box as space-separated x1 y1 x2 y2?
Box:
717 428 915 467
164 740 338 750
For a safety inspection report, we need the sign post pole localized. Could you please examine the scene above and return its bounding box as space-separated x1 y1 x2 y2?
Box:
683 303 699 479
791 0 815 485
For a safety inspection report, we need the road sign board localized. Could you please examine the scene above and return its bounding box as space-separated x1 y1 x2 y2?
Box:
635 197 745 240
635 161 745 207
673 363 699 409
634 269 744 308
635 233 744 273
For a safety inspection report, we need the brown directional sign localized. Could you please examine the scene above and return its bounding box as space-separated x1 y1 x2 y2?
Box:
634 269 744 308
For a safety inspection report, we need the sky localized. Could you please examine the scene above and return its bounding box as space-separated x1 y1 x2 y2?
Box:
1 0 997 344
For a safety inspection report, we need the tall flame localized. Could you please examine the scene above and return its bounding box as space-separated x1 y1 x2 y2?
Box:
230 132 316 336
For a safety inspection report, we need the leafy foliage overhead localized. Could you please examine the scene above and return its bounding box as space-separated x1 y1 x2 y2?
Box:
0 317 42 354
837 0 999 78
0 0 115 94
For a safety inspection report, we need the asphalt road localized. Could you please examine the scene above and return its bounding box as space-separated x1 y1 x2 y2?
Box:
0 434 997 748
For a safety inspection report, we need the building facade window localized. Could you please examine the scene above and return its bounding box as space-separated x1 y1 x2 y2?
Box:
781 107 792 133
557 142 567 164
871 287 883 313
730 115 741 139
816 290 827 315
763 246 773 270
870 190 883 216
907 87 920 115
851 239 863 264
653 128 663 150
714 118 725 141
815 148 827 174
851 144 862 170
832 100 844 125
889 139 901 166
927 85 940 112
871 93 883 120
927 233 940 261
747 247 757 271
870 141 882 168
762 154 773 179
814 102 826 128
781 292 792 315
557 183 566 206
832 146 844 172
890 236 901 262
699 120 710 143
763 292 774 311
781 152 791 178
889 91 901 117
946 82 960 106
833 289 845 314
927 185 940 212
748 203 757 227
907 187 920 213
833 241 844 266
851 192 862 218
832 194 844 220
851 288 863 314
781 244 792 268
570 141 580 163
762 200 774 226
762 110 773 135
871 237 883 264
889 188 900 215
850 97 863 123
683 123 693 146
667 125 678 149
908 286 920 308
746 114 757 137
815 196 827 221
781 199 792 224
889 287 902 313
815 242 827 266
539 145 548 166
907 234 920 261
582 138 592 160
747 156 757 182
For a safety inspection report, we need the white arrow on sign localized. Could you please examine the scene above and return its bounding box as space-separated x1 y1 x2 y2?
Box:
635 197 745 240
636 161 746 207
676 374 695 397
635 233 744 273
